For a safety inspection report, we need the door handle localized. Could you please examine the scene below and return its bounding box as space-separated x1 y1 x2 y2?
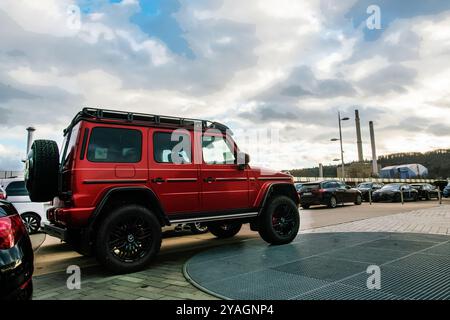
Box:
152 177 166 183
204 177 215 183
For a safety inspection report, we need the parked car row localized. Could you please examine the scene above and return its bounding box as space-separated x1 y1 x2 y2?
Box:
297 180 362 209
295 181 444 209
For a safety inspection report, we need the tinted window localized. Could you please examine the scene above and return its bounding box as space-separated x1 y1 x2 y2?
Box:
5 181 29 196
0 203 18 217
301 184 320 191
202 135 235 165
87 128 142 163
322 182 336 189
153 132 191 164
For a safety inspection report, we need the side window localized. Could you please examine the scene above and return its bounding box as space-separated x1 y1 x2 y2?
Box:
202 135 236 165
153 131 192 164
5 181 29 196
87 127 142 163
322 182 333 189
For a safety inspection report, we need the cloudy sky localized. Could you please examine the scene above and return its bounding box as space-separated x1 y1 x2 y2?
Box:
1 0 450 171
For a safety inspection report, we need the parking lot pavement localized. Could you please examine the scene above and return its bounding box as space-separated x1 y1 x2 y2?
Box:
305 202 450 235
32 199 450 300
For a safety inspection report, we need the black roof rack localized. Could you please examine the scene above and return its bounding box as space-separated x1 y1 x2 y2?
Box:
64 107 231 135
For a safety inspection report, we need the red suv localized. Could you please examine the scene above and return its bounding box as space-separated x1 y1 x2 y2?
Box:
25 108 300 274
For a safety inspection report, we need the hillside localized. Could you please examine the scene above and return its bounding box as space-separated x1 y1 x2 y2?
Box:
290 149 450 179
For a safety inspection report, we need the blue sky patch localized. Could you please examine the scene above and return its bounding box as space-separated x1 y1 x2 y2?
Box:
77 0 195 58
345 0 450 41
130 0 195 59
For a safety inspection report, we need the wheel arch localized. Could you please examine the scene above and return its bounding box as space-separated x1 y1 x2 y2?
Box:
90 186 169 227
258 183 299 214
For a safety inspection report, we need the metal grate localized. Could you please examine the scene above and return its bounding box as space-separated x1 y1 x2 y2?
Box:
184 232 450 300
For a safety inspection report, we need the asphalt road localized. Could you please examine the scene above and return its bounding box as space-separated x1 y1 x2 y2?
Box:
31 199 448 276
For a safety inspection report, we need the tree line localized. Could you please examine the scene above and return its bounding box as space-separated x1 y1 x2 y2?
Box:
290 149 450 179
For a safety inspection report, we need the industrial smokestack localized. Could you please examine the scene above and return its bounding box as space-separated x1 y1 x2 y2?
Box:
369 121 378 176
355 110 363 162
26 127 36 155
319 163 324 178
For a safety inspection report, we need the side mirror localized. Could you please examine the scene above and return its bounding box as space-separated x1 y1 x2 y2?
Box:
237 152 250 170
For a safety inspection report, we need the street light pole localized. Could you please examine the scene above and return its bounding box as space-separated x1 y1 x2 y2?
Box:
338 111 345 180
330 112 349 181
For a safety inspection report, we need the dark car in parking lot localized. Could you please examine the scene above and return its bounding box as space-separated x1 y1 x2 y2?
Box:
411 183 439 200
372 183 419 202
294 183 303 193
443 183 450 198
356 182 384 201
298 180 362 209
0 200 34 300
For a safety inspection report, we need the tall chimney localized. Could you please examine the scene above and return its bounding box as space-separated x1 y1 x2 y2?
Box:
319 163 324 178
369 121 378 176
355 110 363 162
26 127 36 155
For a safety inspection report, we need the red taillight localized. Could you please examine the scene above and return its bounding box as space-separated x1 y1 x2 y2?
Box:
0 215 26 250
0 193 6 200
318 189 326 193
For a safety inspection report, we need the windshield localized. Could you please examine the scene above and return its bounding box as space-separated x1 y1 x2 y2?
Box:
381 184 401 191
358 183 372 188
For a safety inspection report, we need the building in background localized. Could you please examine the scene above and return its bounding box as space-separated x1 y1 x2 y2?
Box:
380 164 428 179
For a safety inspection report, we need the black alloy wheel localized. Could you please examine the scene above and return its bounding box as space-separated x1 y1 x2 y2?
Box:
108 217 153 263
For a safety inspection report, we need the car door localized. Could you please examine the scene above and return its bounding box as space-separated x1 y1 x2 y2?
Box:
149 129 201 215
333 182 348 203
200 132 250 213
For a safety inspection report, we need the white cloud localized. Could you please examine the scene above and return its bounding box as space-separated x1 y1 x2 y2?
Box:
0 1 450 171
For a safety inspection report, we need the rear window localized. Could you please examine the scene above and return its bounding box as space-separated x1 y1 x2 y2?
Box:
5 181 29 196
301 184 320 191
0 207 7 218
87 127 142 163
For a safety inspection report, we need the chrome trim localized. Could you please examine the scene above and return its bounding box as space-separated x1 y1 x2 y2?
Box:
83 179 147 185
214 177 248 182
166 178 198 183
170 212 258 224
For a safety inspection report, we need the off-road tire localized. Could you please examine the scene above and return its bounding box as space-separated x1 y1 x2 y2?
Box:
25 140 59 202
208 221 242 239
95 205 161 274
258 196 300 245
